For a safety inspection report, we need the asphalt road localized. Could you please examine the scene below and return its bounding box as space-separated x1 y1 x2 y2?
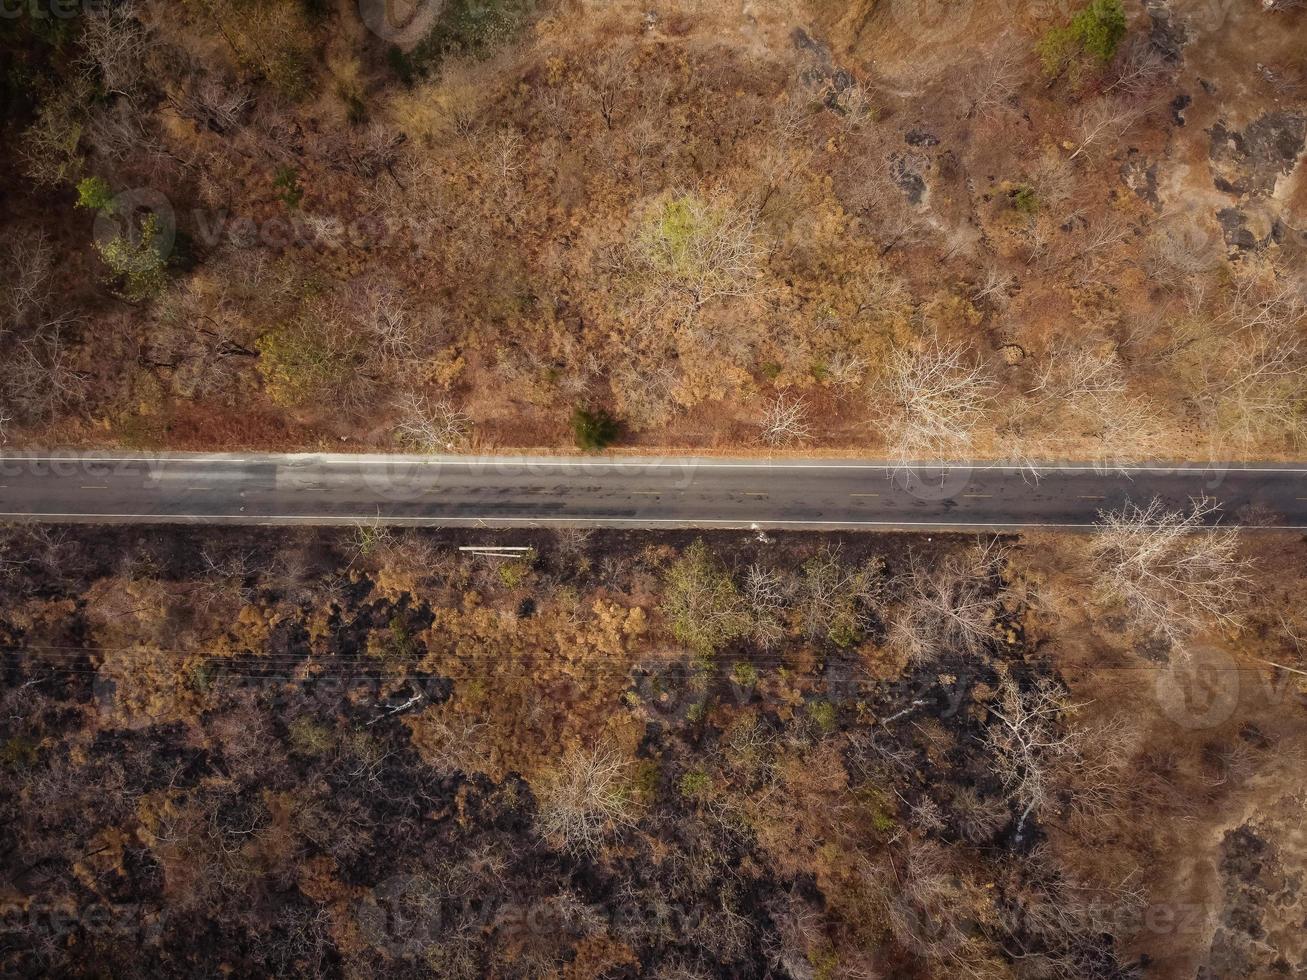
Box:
0 453 1303 530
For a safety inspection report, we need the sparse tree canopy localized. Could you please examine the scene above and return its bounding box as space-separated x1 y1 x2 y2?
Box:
533 742 638 855
394 391 472 452
878 337 996 462
1090 496 1252 643
631 192 765 310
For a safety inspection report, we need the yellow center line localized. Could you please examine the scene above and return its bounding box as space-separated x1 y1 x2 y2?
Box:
742 492 768 497
850 492 880 497
1079 494 1106 499
632 491 660 496
80 485 108 490
963 493 992 498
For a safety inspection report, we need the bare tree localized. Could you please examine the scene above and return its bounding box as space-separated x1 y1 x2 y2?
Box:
1025 338 1157 451
985 673 1090 843
758 392 813 447
1090 497 1252 643
999 843 1146 979
0 232 84 434
1197 274 1307 451
797 546 886 644
959 40 1022 120
971 265 1016 307
362 287 420 363
877 337 995 462
533 743 639 855
859 840 1003 973
77 2 151 99
743 564 789 649
1103 35 1172 99
190 550 258 612
583 46 635 130
1067 97 1149 161
889 540 1005 662
171 74 252 134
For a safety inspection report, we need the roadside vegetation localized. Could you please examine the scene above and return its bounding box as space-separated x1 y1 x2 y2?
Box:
1 521 1305 977
0 0 1303 456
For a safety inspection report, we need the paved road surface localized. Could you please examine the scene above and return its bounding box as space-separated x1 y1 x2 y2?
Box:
0 453 1303 530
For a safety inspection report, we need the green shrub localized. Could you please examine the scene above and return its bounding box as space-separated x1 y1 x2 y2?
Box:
1011 184 1039 214
288 717 335 756
662 540 751 655
731 661 759 689
678 769 711 799
808 699 837 733
273 166 304 209
255 320 358 407
1038 0 1127 76
497 555 534 588
571 406 619 451
76 176 115 214
96 212 168 301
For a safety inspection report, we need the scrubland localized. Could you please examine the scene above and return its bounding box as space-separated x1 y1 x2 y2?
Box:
1 522 1304 977
0 0 1304 458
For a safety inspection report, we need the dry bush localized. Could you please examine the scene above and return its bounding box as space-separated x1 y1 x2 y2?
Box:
393 391 473 452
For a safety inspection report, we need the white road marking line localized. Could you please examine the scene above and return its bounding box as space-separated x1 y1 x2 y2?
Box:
0 512 1298 530
186 487 211 492
5 455 1307 473
850 492 880 497
741 492 768 497
963 493 992 498
4 458 249 464
632 491 660 495
1079 495 1106 499
80 486 108 490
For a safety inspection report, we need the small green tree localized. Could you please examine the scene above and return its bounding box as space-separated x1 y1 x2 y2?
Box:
662 540 751 655
76 176 115 214
1038 0 1127 77
96 212 168 301
632 192 762 307
571 406 619 451
273 166 304 209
